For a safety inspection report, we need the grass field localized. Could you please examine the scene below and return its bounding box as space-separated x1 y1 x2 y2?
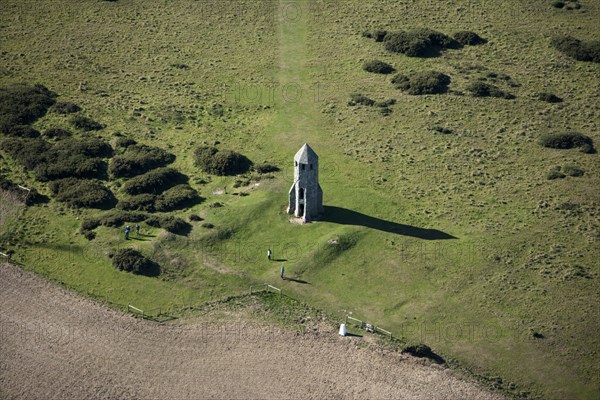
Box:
1 1 599 399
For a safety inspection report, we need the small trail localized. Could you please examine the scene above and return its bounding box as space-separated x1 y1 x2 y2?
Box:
272 0 323 148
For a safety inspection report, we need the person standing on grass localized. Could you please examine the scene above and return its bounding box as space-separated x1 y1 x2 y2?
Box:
280 265 285 279
125 225 131 240
267 248 272 261
135 224 140 238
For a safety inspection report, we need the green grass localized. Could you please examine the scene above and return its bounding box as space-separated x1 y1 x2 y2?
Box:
1 1 599 399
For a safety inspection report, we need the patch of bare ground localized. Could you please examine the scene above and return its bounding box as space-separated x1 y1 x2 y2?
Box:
0 263 504 400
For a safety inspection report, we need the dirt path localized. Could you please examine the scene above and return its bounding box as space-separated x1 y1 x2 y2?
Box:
0 263 504 400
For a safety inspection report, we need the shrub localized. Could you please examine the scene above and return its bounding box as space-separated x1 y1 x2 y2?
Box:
0 137 52 169
453 31 487 46
253 163 280 173
392 71 451 95
116 193 157 212
0 83 57 127
44 128 72 139
112 248 160 277
563 164 584 177
552 1 565 8
51 101 80 114
384 29 460 57
82 230 96 240
551 36 600 63
145 215 191 235
70 115 104 131
363 60 395 74
121 167 185 195
2 136 112 181
539 133 595 153
115 136 137 148
98 210 146 228
373 30 388 42
401 343 443 363
1 125 41 138
194 146 252 176
49 178 116 209
547 169 566 180
349 93 375 106
466 82 515 99
536 92 563 103
80 218 101 231
109 144 175 178
154 184 201 212
189 214 203 221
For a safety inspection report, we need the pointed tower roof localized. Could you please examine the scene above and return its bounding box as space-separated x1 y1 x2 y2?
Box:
294 143 318 163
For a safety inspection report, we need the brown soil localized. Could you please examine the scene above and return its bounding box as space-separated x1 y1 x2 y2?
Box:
0 263 505 399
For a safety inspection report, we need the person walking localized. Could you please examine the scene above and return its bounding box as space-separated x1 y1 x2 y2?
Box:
135 224 140 238
267 248 272 261
280 265 285 280
125 225 131 240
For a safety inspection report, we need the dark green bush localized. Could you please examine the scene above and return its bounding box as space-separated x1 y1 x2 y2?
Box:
373 30 388 42
51 101 81 114
384 29 460 57
70 115 104 131
98 210 146 228
363 60 395 74
453 31 487 46
466 82 515 99
1 136 112 181
392 71 451 95
0 84 56 127
254 163 280 173
536 92 563 103
115 136 137 148
109 144 175 178
0 137 52 169
145 215 191 235
547 169 566 180
44 128 72 139
116 193 157 212
539 133 595 153
552 1 565 8
349 93 375 106
563 165 584 177
189 214 203 221
401 343 443 363
1 125 41 138
49 178 116 209
154 184 201 212
112 248 160 277
551 36 600 63
121 167 185 195
194 146 252 176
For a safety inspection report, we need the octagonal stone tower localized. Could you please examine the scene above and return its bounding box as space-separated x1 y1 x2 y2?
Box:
287 143 324 221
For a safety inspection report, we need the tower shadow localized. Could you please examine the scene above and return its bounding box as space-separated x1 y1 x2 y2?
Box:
321 206 456 240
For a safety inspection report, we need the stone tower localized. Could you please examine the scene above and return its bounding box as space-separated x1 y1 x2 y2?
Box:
287 143 324 221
